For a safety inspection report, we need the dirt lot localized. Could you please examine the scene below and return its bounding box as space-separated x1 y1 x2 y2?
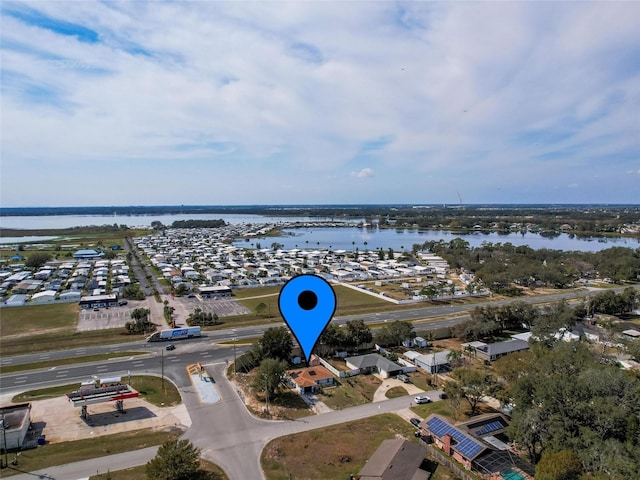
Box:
12 395 190 444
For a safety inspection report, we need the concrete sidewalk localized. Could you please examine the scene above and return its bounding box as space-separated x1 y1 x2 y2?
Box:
189 364 221 404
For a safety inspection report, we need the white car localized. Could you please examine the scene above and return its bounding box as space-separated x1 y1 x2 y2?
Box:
414 395 431 404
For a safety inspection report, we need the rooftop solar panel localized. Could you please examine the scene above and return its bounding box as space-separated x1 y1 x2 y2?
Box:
476 420 504 436
426 417 485 459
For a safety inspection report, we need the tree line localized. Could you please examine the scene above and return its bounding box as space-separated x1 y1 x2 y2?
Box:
416 239 640 293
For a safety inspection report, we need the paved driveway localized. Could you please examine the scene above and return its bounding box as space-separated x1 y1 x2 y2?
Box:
372 376 425 402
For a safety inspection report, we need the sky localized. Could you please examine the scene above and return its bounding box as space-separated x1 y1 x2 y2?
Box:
1 1 639 207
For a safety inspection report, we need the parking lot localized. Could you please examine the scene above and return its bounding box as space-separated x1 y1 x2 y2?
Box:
180 297 251 317
77 300 148 331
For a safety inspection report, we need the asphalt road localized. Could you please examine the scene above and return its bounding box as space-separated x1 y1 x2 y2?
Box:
1 284 610 369
2 283 638 479
6 360 435 480
0 344 243 392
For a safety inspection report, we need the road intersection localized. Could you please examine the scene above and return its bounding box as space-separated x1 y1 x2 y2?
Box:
2 284 636 479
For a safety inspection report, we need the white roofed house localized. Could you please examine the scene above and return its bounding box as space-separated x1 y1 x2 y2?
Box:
59 290 81 302
415 351 451 374
30 290 57 304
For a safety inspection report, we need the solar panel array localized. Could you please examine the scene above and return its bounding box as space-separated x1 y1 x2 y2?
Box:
426 417 485 459
476 420 504 436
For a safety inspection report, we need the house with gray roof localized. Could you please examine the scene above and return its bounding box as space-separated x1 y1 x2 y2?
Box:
357 438 428 480
414 350 451 374
472 339 529 362
345 353 403 378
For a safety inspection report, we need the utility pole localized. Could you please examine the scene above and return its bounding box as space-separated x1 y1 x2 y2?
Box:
161 348 165 395
0 413 8 469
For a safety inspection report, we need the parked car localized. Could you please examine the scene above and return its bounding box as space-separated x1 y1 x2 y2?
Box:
397 374 410 383
414 395 431 404
439 392 448 399
93 307 100 311
410 418 421 427
118 300 128 306
166 344 176 351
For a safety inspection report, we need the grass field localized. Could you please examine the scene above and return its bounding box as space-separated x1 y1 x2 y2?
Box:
89 460 228 480
317 374 382 409
0 327 146 356
129 375 182 407
235 284 394 320
12 375 181 407
261 413 417 480
0 429 181 478
0 303 80 336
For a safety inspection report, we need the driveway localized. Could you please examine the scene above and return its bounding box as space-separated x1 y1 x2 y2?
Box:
372 376 425 402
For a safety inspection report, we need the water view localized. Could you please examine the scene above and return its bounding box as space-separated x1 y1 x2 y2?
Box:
1 214 638 252
234 226 639 253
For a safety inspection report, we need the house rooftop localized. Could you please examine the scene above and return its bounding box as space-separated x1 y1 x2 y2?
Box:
358 438 427 480
286 366 334 388
347 353 401 372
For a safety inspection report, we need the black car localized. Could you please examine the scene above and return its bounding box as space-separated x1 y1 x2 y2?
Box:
166 344 176 351
410 418 421 428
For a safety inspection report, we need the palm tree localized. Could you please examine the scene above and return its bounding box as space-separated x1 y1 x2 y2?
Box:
447 349 463 368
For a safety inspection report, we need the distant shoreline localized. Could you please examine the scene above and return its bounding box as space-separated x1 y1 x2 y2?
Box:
2 203 640 217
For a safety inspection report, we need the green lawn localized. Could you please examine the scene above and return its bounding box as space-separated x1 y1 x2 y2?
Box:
0 429 181 478
235 283 393 320
129 375 182 407
261 413 417 480
317 374 382 409
232 286 281 298
410 400 454 419
385 386 409 398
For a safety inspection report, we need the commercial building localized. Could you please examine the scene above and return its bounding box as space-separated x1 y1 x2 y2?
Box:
0 404 32 450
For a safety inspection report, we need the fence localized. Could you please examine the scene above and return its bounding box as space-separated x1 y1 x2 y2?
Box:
424 444 483 480
317 356 359 378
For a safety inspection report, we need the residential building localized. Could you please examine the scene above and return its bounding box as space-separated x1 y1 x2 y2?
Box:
286 366 335 394
345 354 403 378
357 438 428 480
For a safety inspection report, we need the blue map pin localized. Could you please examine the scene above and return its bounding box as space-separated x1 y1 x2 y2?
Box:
278 275 336 364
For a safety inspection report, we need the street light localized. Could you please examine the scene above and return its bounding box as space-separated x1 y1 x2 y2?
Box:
233 337 238 376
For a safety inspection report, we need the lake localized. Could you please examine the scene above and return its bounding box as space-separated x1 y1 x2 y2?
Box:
233 226 640 253
1 213 638 252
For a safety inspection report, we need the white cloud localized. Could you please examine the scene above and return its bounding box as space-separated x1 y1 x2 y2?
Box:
352 168 374 178
1 1 639 205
